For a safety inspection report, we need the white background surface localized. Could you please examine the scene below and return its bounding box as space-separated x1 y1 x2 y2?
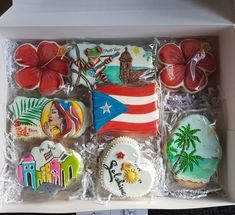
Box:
0 0 235 213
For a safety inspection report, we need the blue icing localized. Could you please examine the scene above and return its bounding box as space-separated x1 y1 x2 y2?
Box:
167 114 222 183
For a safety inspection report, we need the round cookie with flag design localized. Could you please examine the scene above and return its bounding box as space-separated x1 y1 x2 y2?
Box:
100 137 156 197
92 83 159 137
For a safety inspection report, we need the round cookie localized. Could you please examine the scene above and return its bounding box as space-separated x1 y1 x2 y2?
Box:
100 137 156 198
165 114 222 189
18 140 83 195
41 99 88 139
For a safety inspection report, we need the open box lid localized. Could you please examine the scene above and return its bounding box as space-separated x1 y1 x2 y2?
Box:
0 0 235 213
0 0 234 38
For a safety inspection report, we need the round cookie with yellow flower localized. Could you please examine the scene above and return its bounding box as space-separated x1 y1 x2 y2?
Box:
100 137 156 198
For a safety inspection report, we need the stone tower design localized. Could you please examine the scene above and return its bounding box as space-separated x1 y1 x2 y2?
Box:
119 47 147 84
119 47 133 84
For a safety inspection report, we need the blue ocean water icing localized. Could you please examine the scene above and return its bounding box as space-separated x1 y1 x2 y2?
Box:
104 66 149 85
167 114 222 183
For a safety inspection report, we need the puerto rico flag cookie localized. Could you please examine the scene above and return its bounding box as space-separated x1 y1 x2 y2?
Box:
92 83 159 136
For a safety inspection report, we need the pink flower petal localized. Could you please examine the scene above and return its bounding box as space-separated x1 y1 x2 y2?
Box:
180 39 200 63
158 43 185 65
14 67 42 90
14 43 39 66
39 68 63 95
197 52 216 73
184 65 208 93
37 41 59 66
160 64 186 88
47 57 70 76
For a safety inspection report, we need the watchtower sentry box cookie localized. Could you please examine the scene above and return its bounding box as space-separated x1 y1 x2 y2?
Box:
100 137 156 198
92 83 159 137
68 43 153 87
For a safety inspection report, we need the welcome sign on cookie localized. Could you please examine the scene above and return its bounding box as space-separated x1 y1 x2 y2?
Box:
9 97 88 139
100 137 156 197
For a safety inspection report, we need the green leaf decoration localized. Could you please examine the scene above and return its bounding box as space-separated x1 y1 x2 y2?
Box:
172 123 203 175
9 97 50 126
167 139 178 159
142 51 152 62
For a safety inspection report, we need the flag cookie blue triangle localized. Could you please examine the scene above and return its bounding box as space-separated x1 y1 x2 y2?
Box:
92 91 128 132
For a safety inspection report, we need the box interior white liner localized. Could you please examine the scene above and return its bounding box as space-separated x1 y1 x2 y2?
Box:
0 0 235 212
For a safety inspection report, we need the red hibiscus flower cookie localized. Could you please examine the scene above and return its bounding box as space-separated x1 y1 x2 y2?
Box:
14 41 70 96
158 39 216 93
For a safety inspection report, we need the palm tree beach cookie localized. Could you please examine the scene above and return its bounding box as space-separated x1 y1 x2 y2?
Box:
9 97 88 140
100 137 156 198
165 114 222 189
17 140 83 196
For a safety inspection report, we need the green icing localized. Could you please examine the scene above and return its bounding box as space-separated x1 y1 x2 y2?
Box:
167 114 221 183
60 152 81 187
36 170 42 189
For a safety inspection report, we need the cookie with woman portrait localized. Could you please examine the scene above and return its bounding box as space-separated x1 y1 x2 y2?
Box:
9 97 89 140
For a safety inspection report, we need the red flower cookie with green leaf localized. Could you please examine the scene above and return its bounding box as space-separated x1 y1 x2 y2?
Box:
158 39 216 93
14 41 70 96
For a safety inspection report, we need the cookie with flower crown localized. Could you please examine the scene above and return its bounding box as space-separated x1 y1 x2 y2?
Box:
18 140 83 195
165 114 222 189
158 39 216 93
100 137 156 197
14 41 70 96
9 97 88 139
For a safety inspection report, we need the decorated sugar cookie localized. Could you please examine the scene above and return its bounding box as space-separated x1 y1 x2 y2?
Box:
100 137 156 197
18 140 83 195
158 39 216 93
68 43 153 87
9 97 88 139
165 114 222 189
92 83 159 136
14 41 70 96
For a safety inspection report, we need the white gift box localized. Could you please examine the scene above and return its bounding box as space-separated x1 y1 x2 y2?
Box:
0 0 235 213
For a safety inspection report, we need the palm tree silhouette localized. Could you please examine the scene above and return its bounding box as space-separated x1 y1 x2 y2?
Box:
166 139 178 160
169 123 201 175
175 151 203 175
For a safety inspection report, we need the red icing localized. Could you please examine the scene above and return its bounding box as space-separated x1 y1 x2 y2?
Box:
14 41 70 96
96 83 156 97
116 152 125 159
158 39 216 93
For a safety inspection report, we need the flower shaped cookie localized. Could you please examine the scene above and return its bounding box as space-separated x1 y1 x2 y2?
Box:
158 39 216 93
14 41 70 95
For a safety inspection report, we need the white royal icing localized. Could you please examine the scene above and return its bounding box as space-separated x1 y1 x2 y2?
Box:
100 137 156 198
